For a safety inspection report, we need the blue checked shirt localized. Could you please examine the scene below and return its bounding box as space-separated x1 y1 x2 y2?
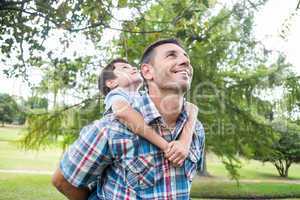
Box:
60 93 205 200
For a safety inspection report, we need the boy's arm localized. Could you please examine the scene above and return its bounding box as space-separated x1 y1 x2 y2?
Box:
179 102 198 147
165 102 198 166
112 100 169 151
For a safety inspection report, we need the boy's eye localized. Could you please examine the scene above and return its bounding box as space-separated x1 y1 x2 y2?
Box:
122 66 128 69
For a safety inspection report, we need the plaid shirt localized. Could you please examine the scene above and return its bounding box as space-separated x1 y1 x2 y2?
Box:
60 93 205 200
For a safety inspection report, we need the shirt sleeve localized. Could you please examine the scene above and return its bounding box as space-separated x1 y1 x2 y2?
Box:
59 122 113 188
195 121 205 172
104 89 131 111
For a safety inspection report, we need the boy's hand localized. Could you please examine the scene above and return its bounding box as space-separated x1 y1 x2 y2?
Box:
164 141 189 167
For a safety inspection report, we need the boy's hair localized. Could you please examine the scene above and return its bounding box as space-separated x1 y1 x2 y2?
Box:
98 58 129 96
140 38 184 64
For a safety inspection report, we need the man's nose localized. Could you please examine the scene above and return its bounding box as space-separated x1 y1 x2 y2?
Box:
178 54 190 67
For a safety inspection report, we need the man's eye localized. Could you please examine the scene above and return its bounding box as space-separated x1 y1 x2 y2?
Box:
167 53 176 57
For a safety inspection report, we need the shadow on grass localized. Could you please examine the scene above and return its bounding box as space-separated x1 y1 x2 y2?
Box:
253 171 300 181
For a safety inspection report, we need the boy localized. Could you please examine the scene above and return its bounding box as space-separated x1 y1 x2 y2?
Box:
98 58 198 166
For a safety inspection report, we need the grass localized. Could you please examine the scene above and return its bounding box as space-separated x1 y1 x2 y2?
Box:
0 141 62 171
0 126 66 200
191 179 300 199
0 126 23 142
207 153 300 180
1 126 300 200
0 126 62 171
0 173 65 200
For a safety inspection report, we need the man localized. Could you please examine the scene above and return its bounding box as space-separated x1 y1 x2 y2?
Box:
52 38 205 200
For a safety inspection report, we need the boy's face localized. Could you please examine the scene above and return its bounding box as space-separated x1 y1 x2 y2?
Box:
112 62 143 88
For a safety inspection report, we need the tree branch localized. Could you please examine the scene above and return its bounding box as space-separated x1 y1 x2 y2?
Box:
1 6 60 27
69 21 168 34
18 1 27 70
0 0 31 8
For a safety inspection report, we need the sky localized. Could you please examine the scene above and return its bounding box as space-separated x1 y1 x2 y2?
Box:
0 0 299 100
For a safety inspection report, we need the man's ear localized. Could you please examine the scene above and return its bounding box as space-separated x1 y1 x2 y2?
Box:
141 63 154 81
105 79 118 89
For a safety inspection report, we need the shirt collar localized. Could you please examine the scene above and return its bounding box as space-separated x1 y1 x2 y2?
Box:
139 92 189 128
139 92 162 124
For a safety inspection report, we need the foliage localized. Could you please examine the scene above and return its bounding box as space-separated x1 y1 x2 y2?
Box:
25 96 48 110
255 122 300 177
0 93 19 126
0 0 148 78
21 96 104 150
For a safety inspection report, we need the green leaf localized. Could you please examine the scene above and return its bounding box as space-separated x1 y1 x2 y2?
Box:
118 0 127 8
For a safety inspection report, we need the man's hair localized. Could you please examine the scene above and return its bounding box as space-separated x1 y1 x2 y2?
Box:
140 38 184 64
98 58 129 96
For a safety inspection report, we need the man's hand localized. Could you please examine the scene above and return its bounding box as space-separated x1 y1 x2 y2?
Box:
164 141 189 167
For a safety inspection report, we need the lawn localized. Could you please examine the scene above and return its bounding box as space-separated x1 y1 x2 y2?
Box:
0 173 65 200
0 126 62 171
1 126 300 200
191 178 300 199
207 153 300 180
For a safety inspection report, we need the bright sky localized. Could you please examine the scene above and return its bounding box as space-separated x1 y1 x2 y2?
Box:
0 0 299 100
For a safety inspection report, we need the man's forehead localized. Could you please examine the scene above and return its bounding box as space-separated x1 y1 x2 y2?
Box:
155 43 187 54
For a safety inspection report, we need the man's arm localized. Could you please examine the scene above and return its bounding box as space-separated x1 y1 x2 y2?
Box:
52 123 112 200
52 168 90 200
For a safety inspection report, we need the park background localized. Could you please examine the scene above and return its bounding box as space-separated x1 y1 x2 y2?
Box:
0 0 300 199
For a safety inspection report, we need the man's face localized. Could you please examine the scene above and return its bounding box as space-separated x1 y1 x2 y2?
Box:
149 43 193 93
113 62 143 87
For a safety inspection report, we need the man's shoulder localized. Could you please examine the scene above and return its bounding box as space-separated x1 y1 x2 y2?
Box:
92 114 136 139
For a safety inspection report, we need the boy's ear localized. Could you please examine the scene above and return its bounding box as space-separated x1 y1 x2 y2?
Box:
105 79 118 89
141 63 154 81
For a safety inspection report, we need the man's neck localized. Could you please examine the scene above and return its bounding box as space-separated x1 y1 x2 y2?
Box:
148 87 184 128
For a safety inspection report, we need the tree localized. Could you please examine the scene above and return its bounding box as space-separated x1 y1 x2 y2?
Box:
25 96 48 110
256 124 300 177
0 0 149 78
0 93 18 126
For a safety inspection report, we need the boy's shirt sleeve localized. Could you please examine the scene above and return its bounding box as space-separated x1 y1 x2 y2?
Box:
104 89 130 111
59 122 113 188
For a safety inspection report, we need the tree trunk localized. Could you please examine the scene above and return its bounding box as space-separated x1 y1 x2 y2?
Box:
1 121 4 127
274 159 291 177
274 160 284 177
198 149 211 177
53 90 57 109
283 160 292 178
